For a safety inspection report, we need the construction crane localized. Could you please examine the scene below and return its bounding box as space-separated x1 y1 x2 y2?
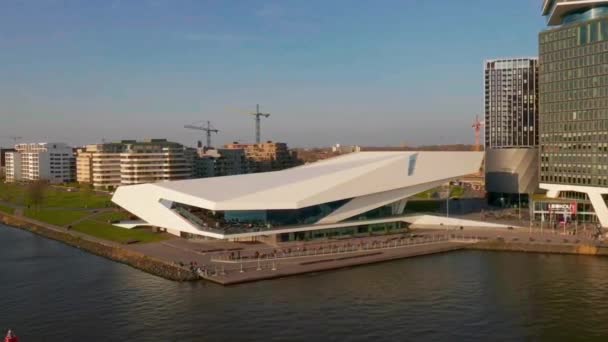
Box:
472 115 485 152
250 104 270 144
184 121 219 148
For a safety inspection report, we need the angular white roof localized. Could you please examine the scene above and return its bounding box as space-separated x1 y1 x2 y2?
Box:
116 151 483 211
111 151 484 238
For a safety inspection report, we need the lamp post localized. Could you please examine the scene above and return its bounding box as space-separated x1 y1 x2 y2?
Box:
518 192 522 220
446 182 450 218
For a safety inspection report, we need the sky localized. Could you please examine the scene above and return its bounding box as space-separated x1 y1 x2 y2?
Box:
0 0 546 148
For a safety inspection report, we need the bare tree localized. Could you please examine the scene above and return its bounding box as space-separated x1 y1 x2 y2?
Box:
26 181 47 210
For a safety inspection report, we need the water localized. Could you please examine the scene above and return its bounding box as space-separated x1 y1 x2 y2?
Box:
2 224 608 341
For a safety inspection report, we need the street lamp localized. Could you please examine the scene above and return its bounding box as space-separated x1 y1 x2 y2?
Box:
518 192 521 220
446 181 450 218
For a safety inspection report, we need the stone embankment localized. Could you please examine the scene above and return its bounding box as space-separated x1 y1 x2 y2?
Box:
469 240 608 256
6 208 608 285
0 212 198 281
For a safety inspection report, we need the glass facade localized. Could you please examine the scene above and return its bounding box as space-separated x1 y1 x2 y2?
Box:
562 6 608 25
346 202 397 221
539 16 608 187
532 191 600 224
224 199 351 226
277 222 409 242
408 153 418 176
172 196 411 237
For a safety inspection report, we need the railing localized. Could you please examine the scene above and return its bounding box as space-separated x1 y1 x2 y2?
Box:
210 234 480 264
196 234 482 278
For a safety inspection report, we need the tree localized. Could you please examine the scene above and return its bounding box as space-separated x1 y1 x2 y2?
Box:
26 181 47 210
81 184 94 208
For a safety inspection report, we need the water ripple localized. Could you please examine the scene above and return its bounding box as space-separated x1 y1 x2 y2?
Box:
2 225 608 341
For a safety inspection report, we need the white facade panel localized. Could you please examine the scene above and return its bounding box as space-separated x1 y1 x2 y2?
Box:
112 151 484 239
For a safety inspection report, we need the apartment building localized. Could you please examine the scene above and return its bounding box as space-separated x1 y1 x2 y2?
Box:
5 143 75 183
193 148 249 178
484 58 540 207
224 141 300 173
76 139 193 189
0 148 16 179
76 143 124 189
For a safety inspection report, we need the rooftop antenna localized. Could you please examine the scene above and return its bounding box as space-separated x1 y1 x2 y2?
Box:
184 121 219 148
250 104 270 144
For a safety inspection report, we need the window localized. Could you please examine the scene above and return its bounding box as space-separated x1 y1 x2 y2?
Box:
601 19 608 40
408 153 418 176
580 25 588 45
591 21 600 43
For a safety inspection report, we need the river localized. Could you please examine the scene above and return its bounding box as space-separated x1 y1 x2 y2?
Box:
2 224 608 341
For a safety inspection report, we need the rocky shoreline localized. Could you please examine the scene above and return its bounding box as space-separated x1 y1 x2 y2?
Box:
0 212 198 282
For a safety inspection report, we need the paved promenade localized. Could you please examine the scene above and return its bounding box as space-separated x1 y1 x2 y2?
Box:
125 226 608 285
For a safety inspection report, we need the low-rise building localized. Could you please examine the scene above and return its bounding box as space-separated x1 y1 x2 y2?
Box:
193 148 249 178
331 144 361 154
112 151 485 241
0 148 16 179
76 143 124 189
224 141 300 173
5 143 75 183
76 139 193 189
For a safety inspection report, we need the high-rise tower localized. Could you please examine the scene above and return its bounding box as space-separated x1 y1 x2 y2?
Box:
538 0 608 226
485 58 539 148
484 58 539 207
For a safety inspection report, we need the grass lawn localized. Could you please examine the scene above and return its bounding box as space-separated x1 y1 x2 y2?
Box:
0 182 26 205
72 220 168 244
24 209 90 227
42 189 111 208
0 182 111 209
93 211 132 223
0 205 15 215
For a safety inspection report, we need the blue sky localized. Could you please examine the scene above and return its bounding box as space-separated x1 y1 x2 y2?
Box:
0 0 545 148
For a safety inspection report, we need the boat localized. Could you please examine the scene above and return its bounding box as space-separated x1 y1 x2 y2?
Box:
4 330 18 342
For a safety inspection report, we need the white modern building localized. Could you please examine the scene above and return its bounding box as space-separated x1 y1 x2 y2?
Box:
112 151 484 241
5 143 75 183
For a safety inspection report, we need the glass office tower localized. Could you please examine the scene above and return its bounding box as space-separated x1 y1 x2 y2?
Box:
538 0 608 226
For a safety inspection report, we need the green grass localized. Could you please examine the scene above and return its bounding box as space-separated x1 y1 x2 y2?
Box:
0 204 15 215
0 182 111 209
24 209 89 227
72 220 168 244
93 211 132 223
413 189 437 199
41 189 110 208
450 186 465 198
0 182 26 205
